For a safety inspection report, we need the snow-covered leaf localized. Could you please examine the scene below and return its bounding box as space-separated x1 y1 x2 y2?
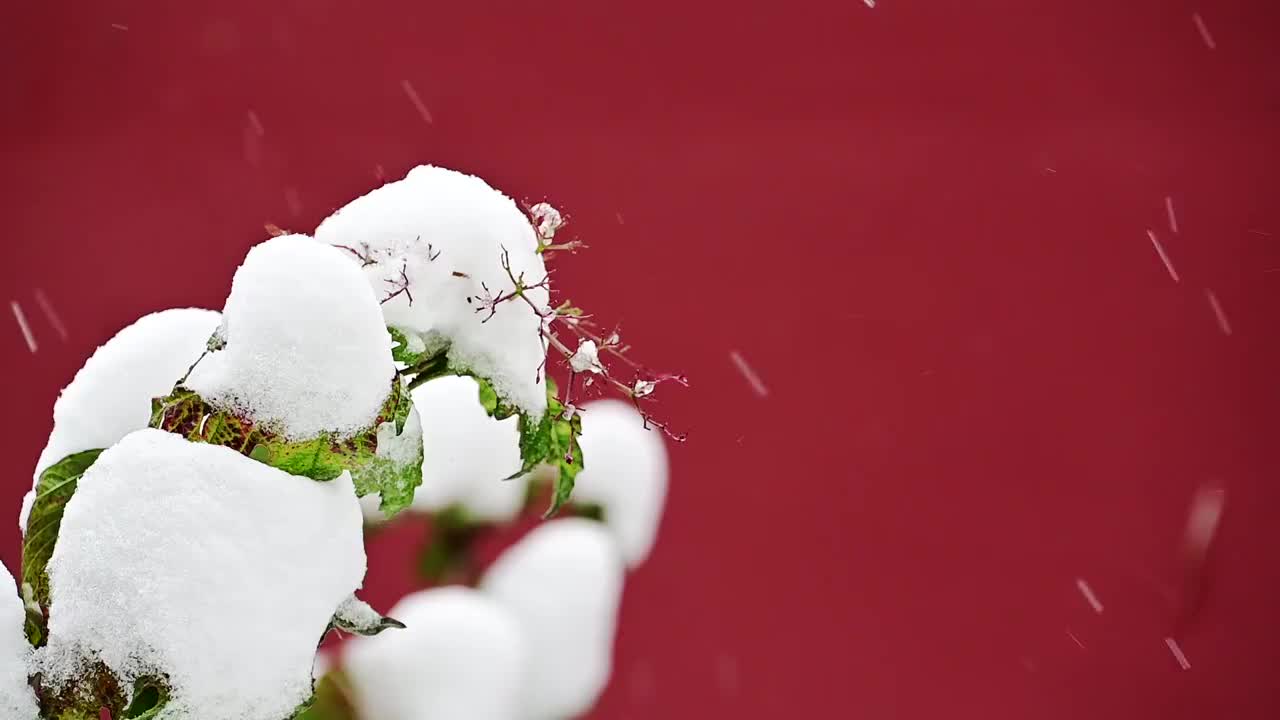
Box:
330 596 405 637
20 448 103 643
34 660 125 718
20 308 221 534
150 379 423 517
183 235 398 443
568 339 604 374
387 326 427 368
152 386 352 481
36 429 365 720
349 380 423 517
19 584 41 649
314 165 550 421
27 659 169 719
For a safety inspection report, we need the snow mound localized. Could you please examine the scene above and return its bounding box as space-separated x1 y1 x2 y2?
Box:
186 234 395 440
410 375 526 521
481 518 624 718
22 308 220 532
574 400 670 566
37 429 366 720
0 563 37 719
344 586 526 720
314 165 549 418
358 493 386 524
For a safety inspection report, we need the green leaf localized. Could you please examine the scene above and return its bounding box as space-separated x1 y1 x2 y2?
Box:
330 595 406 637
150 385 354 479
519 378 584 518
22 448 104 645
350 450 421 518
388 326 425 367
349 379 422 517
545 411 584 518
21 582 44 647
473 377 518 421
476 378 500 416
122 677 169 719
467 376 582 515
150 378 424 516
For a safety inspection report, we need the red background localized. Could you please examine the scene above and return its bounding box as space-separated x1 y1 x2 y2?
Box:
3 1 1279 717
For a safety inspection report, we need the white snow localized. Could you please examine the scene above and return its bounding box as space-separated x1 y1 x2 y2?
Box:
37 429 366 720
1165 636 1192 670
10 301 36 353
632 378 656 398
481 518 625 719
364 375 526 523
312 648 333 682
1074 578 1104 614
334 595 383 632
528 202 563 241
1192 12 1216 50
399 80 434 125
0 562 37 719
413 376 527 519
375 394 422 471
569 339 604 374
574 400 669 567
728 349 769 397
314 165 550 419
1205 289 1233 336
358 492 387 524
394 331 427 369
359 391 424 513
186 234 396 440
1146 229 1180 283
343 587 526 720
17 495 33 538
22 307 221 533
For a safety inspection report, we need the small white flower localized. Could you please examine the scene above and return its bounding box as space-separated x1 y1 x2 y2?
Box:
632 379 656 398
569 340 604 374
529 202 564 241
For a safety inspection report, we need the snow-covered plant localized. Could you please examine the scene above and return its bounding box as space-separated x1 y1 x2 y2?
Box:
5 166 683 719
323 398 671 719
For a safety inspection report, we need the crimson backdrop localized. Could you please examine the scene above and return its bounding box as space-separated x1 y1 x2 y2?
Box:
3 1 1279 717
